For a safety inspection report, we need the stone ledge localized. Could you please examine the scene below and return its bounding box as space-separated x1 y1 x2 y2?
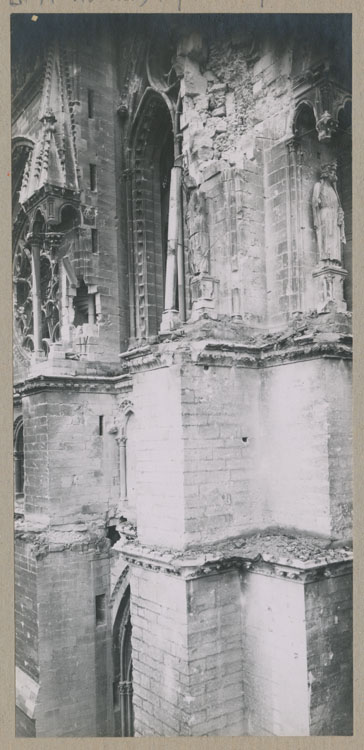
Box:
121 531 352 583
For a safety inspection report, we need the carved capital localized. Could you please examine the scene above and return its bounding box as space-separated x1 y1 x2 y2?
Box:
25 231 42 250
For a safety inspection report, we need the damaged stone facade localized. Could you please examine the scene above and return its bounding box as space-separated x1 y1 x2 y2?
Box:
12 14 352 737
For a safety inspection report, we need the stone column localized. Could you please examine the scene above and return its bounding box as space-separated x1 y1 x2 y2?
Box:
117 435 127 504
160 165 181 332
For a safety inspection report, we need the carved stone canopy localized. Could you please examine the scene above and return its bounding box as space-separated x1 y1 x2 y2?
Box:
293 62 351 142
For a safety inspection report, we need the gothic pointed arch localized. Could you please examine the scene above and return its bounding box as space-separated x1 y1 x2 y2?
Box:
128 88 176 339
112 586 134 737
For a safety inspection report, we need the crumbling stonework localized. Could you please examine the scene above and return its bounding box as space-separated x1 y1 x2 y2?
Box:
12 13 352 737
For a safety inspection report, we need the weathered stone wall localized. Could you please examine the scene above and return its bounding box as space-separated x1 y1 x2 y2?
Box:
181 361 262 545
15 540 39 684
305 569 353 735
240 570 309 736
22 388 118 525
185 570 244 736
130 567 189 736
36 547 112 737
260 358 352 538
74 21 127 357
326 359 352 539
260 359 330 536
12 14 352 739
130 365 185 549
131 566 244 737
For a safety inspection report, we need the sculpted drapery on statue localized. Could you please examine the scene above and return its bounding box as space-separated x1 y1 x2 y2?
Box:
312 161 346 264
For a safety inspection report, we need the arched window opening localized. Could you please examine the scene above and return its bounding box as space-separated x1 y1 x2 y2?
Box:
130 93 176 339
294 103 317 139
112 587 134 737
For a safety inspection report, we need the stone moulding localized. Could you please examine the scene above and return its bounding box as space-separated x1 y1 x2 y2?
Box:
109 565 130 610
13 320 352 404
13 373 132 398
14 521 352 582
121 540 352 584
13 330 352 399
196 339 352 369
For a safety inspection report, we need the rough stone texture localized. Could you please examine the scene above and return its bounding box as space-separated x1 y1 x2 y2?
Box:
131 566 244 737
131 366 185 549
22 389 118 526
305 571 353 735
15 540 39 684
259 358 352 538
130 567 189 736
240 571 309 736
185 571 244 736
15 545 113 737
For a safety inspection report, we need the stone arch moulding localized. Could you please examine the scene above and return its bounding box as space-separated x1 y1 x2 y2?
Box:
291 100 318 139
127 87 183 340
110 565 130 629
112 585 134 737
114 400 135 514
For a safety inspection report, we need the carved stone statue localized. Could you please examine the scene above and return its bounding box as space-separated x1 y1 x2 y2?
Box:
187 189 210 276
312 161 346 264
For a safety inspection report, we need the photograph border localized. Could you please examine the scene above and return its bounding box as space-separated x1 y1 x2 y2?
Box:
1 1 362 748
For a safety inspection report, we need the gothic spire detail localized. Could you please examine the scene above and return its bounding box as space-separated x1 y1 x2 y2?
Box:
19 41 79 207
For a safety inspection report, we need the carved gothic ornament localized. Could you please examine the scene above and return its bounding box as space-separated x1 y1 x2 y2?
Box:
13 221 33 353
13 228 61 356
292 62 351 142
81 204 97 228
18 40 80 218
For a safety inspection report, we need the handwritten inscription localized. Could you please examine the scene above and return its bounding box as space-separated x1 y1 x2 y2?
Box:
9 0 264 15
8 0 200 10
9 0 167 7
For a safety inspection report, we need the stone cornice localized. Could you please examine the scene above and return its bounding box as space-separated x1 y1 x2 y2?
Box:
13 372 132 399
117 331 352 373
14 521 353 583
121 539 353 584
14 324 352 400
196 335 352 369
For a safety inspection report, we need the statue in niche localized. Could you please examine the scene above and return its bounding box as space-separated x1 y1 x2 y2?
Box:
312 161 346 264
186 189 210 276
